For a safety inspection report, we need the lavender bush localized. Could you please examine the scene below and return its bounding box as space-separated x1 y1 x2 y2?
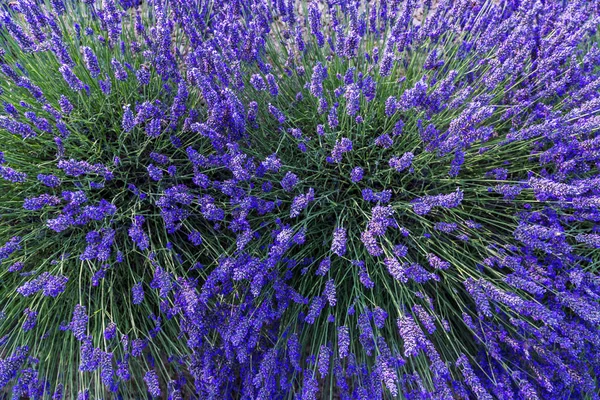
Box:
1 0 600 398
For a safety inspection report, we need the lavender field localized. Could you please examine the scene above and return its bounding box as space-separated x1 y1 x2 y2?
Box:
1 0 600 398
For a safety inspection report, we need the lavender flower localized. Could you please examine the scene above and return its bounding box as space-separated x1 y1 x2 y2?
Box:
111 59 128 80
136 67 151 85
344 83 360 116
0 236 22 263
328 137 353 163
389 152 414 173
373 306 388 329
290 188 314 218
308 1 324 47
0 165 27 183
128 216 149 250
323 279 337 306
250 74 266 91
397 315 427 357
82 47 100 78
144 370 161 398
331 227 347 256
122 105 135 132
70 305 88 341
338 326 350 358
316 257 330 276
22 308 38 332
268 103 286 124
37 174 61 188
412 189 464 215
350 166 364 182
280 171 298 192
59 65 85 91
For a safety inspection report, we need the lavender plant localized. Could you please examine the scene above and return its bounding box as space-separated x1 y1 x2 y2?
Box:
1 0 600 399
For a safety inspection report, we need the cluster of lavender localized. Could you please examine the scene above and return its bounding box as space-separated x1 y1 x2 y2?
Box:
0 0 229 397
1 0 600 398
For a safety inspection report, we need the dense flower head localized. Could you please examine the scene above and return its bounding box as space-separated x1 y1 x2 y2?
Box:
0 0 600 398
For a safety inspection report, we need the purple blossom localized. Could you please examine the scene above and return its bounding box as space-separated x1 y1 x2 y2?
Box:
412 189 464 215
375 134 393 148
397 315 427 357
434 222 458 233
310 62 327 97
413 305 436 334
0 236 22 263
128 216 149 250
261 154 282 173
131 338 147 357
150 266 172 298
318 345 331 378
399 77 428 110
302 372 319 400
384 257 407 283
379 49 394 77
362 75 376 101
280 171 298 192
308 1 324 47
338 325 350 358
316 257 330 276
290 188 315 218
325 105 338 129
111 59 128 80
37 174 61 188
427 253 450 270
16 272 67 297
70 305 88 341
250 74 266 91
23 194 61 210
0 2 599 398
82 47 100 78
358 311 375 355
456 355 493 400
305 295 325 324
385 96 398 116
136 67 151 85
323 279 337 306
8 262 23 272
328 137 353 163
0 346 28 388
132 282 144 305
52 383 63 399
344 83 360 116
122 105 135 132
373 306 388 329
22 308 38 331
389 152 414 173
59 65 85 91
576 234 600 248
266 73 279 96
0 165 27 183
100 352 115 390
351 166 364 182
144 370 161 398
268 103 286 124
147 164 163 181
104 322 117 340
331 227 347 257
99 76 111 95
188 231 202 246
358 267 374 289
